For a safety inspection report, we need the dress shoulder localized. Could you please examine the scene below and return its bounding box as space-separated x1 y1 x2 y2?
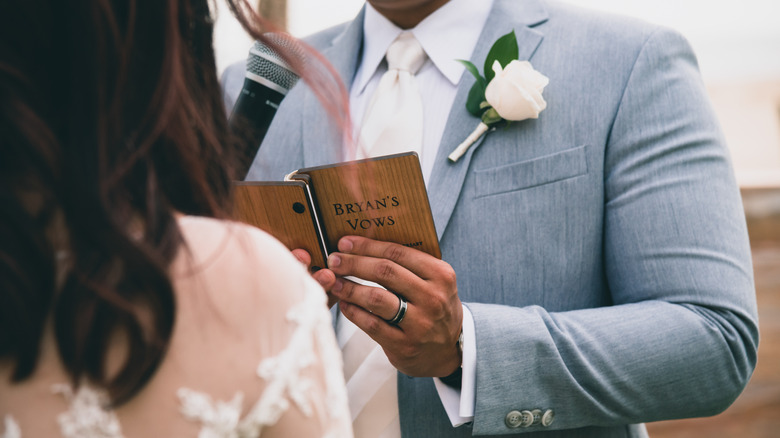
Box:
1 216 351 437
173 215 312 305
170 216 352 437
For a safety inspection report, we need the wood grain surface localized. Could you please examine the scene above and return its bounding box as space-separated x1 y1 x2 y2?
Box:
295 153 441 259
232 181 328 270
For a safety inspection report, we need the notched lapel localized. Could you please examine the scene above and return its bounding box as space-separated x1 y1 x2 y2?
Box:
428 0 547 240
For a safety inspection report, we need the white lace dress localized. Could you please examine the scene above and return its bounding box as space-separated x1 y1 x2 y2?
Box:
1 217 352 438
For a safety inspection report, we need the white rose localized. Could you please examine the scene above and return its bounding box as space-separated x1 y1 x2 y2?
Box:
484 60 549 121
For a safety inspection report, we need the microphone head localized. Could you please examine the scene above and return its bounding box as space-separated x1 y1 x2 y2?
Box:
246 35 301 95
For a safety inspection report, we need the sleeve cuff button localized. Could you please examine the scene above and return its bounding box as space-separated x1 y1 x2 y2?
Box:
504 410 523 428
541 409 555 427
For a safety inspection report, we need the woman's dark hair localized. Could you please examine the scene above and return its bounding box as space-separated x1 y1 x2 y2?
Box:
0 0 348 406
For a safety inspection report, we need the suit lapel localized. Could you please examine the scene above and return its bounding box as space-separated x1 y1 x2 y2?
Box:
302 8 366 167
301 0 549 239
428 0 548 240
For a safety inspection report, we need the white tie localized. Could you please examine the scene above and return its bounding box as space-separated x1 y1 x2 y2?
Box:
343 32 427 438
338 315 400 438
357 32 427 159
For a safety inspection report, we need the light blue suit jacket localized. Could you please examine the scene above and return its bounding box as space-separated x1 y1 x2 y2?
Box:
226 0 758 436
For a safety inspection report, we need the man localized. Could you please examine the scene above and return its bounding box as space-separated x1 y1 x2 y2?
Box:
223 0 758 436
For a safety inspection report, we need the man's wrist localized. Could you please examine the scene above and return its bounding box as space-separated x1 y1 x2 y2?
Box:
439 366 462 389
440 329 464 389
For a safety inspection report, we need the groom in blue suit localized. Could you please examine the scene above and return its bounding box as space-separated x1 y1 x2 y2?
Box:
223 0 758 436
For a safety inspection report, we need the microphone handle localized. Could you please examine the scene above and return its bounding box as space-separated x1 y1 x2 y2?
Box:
229 78 286 179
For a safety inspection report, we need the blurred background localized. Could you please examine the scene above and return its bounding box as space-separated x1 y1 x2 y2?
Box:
215 1 780 436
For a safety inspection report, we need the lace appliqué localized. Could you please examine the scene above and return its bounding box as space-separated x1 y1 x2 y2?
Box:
178 277 348 438
4 279 347 438
178 390 245 438
1 415 21 438
52 384 123 438
2 386 122 438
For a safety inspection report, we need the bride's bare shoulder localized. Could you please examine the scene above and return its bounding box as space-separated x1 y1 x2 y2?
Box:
175 215 297 265
171 216 314 308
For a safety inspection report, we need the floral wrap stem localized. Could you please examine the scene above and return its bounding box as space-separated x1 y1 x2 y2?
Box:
448 122 489 162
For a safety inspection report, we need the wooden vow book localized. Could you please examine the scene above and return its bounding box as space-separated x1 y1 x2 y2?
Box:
232 152 440 271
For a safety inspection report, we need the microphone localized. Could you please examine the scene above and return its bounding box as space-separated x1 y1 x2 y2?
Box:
230 37 300 178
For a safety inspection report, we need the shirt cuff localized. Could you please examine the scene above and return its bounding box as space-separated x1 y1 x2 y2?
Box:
433 304 476 426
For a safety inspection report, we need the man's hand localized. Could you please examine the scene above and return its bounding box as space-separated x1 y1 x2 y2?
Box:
292 249 339 308
326 236 463 378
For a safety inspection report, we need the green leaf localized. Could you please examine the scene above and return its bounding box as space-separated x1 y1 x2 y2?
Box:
464 81 487 117
484 30 519 83
457 59 487 89
459 60 487 117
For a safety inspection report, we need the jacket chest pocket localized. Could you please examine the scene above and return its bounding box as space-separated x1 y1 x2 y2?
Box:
473 145 589 198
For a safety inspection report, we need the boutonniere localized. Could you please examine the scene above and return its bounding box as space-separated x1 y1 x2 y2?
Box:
448 30 549 162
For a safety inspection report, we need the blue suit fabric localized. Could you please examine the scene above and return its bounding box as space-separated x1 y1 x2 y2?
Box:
225 1 759 436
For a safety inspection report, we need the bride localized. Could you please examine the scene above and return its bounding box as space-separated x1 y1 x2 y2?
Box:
0 0 352 436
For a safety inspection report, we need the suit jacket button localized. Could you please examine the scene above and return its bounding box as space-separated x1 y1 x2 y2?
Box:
505 410 523 428
520 410 534 427
541 409 555 427
531 409 542 425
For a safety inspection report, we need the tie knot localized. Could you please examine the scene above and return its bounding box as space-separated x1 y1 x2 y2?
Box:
386 32 426 74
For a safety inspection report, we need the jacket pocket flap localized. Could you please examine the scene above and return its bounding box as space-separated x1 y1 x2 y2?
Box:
474 145 588 197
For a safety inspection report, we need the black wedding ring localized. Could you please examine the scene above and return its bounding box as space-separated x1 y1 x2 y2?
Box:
385 295 407 325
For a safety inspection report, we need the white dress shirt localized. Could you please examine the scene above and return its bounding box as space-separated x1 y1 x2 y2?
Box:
345 0 494 426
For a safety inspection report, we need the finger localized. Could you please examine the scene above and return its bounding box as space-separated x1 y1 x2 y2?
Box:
311 268 336 291
291 248 311 267
337 236 446 280
332 278 405 321
339 301 407 345
327 251 423 301
309 268 337 308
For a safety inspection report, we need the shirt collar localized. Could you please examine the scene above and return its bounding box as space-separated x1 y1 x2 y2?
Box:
354 0 494 94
